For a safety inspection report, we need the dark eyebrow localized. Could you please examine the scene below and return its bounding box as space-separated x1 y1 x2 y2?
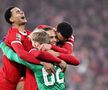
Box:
16 10 20 12
50 36 54 38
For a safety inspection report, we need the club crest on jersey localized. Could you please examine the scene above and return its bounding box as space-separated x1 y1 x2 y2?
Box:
16 33 21 41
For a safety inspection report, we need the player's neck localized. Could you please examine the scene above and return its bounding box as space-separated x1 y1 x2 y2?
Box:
12 24 26 32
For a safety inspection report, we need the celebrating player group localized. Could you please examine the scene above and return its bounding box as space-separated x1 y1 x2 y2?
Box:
0 6 80 90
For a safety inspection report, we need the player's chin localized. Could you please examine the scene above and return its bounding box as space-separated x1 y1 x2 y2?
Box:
20 21 27 25
21 18 27 23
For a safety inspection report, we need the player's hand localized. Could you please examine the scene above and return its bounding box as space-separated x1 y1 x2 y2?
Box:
47 50 60 56
59 60 67 72
32 42 40 50
41 62 55 74
16 77 24 90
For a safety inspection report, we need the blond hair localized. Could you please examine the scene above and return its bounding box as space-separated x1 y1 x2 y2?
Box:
29 31 50 44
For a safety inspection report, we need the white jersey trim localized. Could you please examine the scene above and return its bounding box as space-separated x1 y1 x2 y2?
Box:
11 41 22 45
19 31 27 35
29 48 37 53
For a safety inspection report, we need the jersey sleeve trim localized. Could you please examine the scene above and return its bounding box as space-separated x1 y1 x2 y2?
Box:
29 48 37 53
11 41 22 45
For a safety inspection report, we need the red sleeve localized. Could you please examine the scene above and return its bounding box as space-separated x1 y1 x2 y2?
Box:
51 43 73 54
29 49 61 64
58 53 80 65
4 28 20 47
29 49 41 57
11 42 40 64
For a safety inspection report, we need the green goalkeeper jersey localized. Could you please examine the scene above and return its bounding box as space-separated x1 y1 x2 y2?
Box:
0 42 66 90
34 64 65 90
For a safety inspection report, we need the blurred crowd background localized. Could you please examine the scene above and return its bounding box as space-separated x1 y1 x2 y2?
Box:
0 0 108 90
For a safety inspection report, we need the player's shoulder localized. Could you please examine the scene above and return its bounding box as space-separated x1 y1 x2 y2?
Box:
65 34 74 45
8 27 19 34
8 28 30 35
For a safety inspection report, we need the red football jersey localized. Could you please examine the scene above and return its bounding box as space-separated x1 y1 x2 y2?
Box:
1 27 40 84
2 27 29 83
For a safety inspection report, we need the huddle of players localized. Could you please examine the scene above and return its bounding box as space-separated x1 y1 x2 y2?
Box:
0 6 80 90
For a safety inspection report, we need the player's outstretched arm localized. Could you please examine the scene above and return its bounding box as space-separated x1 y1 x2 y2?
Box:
29 49 61 64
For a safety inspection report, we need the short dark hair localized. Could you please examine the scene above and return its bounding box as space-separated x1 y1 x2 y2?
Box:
4 6 15 24
57 22 73 38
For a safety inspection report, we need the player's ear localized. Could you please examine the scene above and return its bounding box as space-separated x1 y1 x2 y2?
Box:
9 17 14 23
